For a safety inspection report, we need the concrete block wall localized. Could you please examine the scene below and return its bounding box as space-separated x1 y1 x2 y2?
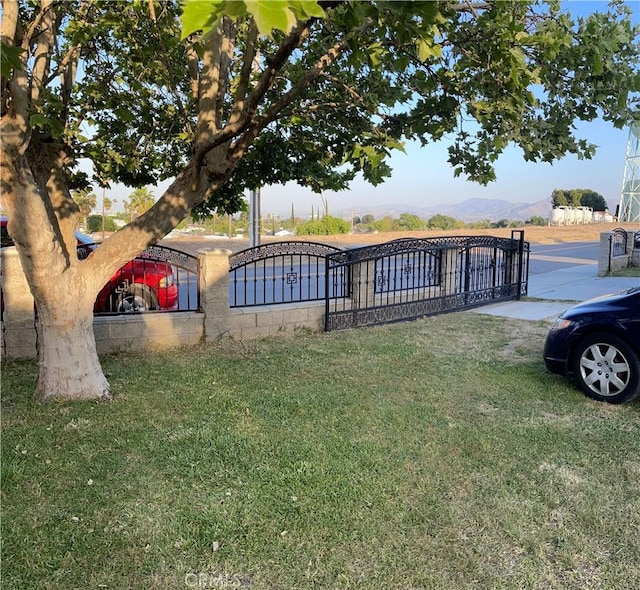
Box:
92 312 204 355
1 248 37 358
1 247 327 359
598 231 638 276
225 302 325 340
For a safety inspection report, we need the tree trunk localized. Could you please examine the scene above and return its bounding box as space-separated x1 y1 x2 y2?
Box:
36 301 111 402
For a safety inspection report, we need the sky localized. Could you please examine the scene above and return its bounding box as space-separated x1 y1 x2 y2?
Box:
259 118 632 217
104 0 639 219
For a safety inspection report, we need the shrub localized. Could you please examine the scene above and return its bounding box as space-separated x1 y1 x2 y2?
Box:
296 215 351 235
87 214 118 233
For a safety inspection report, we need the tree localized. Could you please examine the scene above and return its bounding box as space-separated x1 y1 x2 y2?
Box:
395 213 426 231
427 214 460 230
551 188 608 210
579 190 608 212
1 0 638 400
371 216 395 233
526 216 548 226
125 187 156 220
296 215 351 235
72 188 97 230
87 214 118 233
361 214 375 226
551 189 570 207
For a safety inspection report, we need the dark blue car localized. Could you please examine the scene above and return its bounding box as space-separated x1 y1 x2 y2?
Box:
543 286 640 404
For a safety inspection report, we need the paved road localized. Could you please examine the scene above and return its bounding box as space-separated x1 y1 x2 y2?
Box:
529 241 598 274
168 237 606 308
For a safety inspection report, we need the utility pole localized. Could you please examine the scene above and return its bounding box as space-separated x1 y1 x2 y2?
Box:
249 188 261 247
101 187 106 240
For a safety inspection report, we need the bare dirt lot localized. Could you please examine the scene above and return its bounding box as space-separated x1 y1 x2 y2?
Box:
309 222 640 247
165 222 639 254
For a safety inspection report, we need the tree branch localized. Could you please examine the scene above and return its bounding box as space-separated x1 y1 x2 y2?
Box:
241 20 311 124
453 2 490 13
57 2 93 123
215 18 235 129
29 0 58 107
194 22 225 146
230 35 349 160
0 0 20 116
185 39 200 103
228 19 259 128
192 17 311 171
320 72 367 106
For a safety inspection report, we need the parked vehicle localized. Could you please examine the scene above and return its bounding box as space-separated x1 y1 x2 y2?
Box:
543 287 640 404
1 217 178 313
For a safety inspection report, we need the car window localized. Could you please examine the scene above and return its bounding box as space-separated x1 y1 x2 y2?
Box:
1 225 14 248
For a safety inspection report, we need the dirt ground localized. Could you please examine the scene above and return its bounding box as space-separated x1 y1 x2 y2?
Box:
289 222 640 247
164 222 640 254
316 223 640 244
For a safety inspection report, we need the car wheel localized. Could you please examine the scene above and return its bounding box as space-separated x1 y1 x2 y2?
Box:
572 333 640 404
112 285 158 313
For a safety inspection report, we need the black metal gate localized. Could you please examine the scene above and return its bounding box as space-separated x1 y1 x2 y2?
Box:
229 241 343 307
325 231 529 331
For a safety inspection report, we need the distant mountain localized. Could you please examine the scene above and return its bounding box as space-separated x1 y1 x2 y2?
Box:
335 197 552 223
423 197 551 222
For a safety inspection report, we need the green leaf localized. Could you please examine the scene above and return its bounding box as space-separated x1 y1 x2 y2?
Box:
30 114 48 129
416 37 441 62
0 43 25 78
181 0 223 39
182 0 325 38
366 42 384 67
288 0 325 20
245 0 298 35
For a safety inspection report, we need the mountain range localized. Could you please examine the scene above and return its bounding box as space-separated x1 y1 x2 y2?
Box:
334 197 553 223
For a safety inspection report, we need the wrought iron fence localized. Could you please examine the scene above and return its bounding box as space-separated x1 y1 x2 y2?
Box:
227 234 529 332
89 243 200 315
229 241 343 307
325 232 529 331
373 238 442 293
610 228 628 257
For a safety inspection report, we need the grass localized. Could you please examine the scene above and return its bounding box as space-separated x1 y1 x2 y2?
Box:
2 312 640 589
610 266 640 278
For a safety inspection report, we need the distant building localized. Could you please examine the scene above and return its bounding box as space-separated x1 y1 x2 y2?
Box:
592 211 615 223
550 206 592 226
550 206 615 225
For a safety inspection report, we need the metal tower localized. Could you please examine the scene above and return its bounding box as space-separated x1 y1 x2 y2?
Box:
617 122 640 222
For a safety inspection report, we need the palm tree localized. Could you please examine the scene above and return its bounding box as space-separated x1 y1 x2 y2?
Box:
125 188 155 220
72 188 97 230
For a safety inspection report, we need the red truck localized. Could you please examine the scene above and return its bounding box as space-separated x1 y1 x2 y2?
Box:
1 217 178 313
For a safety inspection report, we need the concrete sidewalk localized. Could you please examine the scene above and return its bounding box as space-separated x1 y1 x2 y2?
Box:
473 264 640 321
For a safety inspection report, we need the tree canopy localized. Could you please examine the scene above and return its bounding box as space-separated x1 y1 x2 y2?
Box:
125 188 156 219
1 0 639 400
551 189 609 210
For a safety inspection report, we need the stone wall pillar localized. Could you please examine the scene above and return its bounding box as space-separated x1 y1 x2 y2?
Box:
199 249 232 343
598 231 613 276
440 248 459 296
351 260 376 308
1 248 37 358
598 231 635 276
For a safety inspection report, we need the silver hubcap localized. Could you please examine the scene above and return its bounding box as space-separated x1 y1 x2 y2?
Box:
119 295 147 312
579 343 630 397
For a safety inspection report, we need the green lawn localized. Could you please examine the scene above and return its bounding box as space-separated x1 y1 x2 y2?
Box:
2 312 639 590
610 266 640 277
